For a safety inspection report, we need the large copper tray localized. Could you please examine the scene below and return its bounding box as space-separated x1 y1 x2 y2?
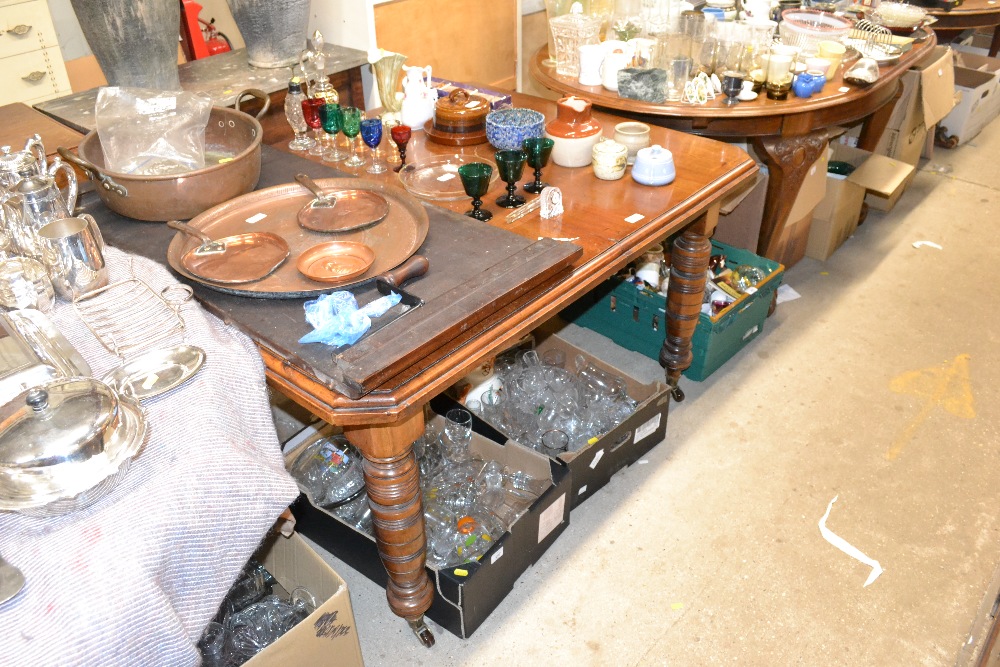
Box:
166 178 429 298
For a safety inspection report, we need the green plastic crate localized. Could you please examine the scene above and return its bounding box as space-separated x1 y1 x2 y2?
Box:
562 240 784 381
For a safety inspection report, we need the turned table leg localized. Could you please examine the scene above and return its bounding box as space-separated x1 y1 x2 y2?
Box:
344 410 436 647
752 129 834 261
660 207 720 401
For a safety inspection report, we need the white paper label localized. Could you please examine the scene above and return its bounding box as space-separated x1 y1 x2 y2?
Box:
490 546 504 564
634 413 661 443
537 493 566 543
745 286 758 295
136 97 176 115
589 449 605 469
245 212 267 224
577 484 588 496
141 373 159 390
624 213 645 224
838 86 850 93
741 324 760 341
437 173 456 182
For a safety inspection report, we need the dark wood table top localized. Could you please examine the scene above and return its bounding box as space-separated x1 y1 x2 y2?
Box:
529 38 937 138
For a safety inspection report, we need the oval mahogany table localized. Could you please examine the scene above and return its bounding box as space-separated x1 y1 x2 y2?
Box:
530 35 937 260
928 0 1000 57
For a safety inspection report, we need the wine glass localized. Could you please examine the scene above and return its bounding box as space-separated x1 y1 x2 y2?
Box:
360 118 387 174
494 150 527 209
457 163 493 221
340 107 366 168
522 137 554 194
721 71 744 106
390 124 412 173
301 98 325 156
319 103 347 162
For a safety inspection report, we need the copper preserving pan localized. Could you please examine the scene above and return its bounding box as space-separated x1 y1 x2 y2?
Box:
166 177 429 298
57 89 269 222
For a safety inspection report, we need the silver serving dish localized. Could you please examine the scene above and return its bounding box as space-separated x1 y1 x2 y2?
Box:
102 344 205 401
0 309 90 405
0 376 146 513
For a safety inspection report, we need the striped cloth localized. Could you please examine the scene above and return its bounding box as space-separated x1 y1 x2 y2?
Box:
0 247 299 666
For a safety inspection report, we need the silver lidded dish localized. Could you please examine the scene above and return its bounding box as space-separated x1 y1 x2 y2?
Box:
0 376 146 515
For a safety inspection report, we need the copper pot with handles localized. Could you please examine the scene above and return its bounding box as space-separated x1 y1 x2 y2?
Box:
57 89 270 222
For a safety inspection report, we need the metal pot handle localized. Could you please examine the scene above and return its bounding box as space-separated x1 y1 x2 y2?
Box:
167 220 214 246
234 88 271 120
56 147 127 198
47 156 78 213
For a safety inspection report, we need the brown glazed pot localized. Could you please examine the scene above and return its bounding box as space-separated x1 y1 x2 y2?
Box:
433 88 490 133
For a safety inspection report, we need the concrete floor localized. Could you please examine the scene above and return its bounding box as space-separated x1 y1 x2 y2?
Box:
304 119 1000 665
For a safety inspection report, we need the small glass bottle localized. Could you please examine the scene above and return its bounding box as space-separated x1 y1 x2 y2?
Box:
284 78 315 152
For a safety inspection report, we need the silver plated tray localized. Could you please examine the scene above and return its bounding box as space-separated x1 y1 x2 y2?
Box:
102 344 206 401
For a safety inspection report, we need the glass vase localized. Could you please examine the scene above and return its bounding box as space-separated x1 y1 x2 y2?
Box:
371 51 407 117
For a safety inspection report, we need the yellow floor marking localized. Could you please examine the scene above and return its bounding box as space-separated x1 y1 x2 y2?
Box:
886 354 976 461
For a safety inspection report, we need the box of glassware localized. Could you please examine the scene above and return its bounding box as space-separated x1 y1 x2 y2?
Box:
285 416 571 640
438 324 670 510
239 531 364 667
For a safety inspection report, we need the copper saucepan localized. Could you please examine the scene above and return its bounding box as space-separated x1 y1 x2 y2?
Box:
57 89 270 222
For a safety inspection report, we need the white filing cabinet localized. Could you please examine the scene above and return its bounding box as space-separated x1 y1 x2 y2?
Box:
0 0 71 105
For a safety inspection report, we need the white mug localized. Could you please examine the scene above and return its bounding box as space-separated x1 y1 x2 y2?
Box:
578 44 605 87
601 51 631 92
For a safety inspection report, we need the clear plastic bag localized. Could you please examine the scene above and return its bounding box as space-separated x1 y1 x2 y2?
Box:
95 87 213 176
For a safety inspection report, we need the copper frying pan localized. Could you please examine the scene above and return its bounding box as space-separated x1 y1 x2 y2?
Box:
166 220 290 285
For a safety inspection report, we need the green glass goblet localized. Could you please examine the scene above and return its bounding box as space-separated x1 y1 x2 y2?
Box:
457 163 494 222
340 106 366 168
494 150 527 208
522 137 554 194
319 103 347 162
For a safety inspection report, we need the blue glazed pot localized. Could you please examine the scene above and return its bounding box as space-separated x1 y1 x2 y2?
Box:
793 72 817 98
486 108 546 151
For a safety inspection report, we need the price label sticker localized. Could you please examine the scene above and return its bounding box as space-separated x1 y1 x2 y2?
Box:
246 212 267 224
437 173 456 182
625 213 645 224
142 374 159 390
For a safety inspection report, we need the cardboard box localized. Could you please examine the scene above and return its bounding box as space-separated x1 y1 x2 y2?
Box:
445 325 670 509
876 45 957 162
289 420 571 640
787 147 829 222
770 210 813 268
955 31 996 57
713 167 770 252
939 62 1000 145
809 143 916 256
245 532 364 667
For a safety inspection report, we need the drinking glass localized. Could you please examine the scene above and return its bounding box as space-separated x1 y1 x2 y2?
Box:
360 118 387 174
457 162 493 221
301 98 325 156
441 408 473 463
522 137 554 194
721 70 744 106
340 106 366 168
666 57 693 102
390 124 412 172
493 150 527 208
540 429 570 457
319 103 346 162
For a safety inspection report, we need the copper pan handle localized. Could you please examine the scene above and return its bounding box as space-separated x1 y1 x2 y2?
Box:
57 147 127 197
167 220 214 246
234 88 271 120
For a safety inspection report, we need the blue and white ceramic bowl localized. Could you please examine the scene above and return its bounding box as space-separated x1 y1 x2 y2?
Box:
485 108 546 151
